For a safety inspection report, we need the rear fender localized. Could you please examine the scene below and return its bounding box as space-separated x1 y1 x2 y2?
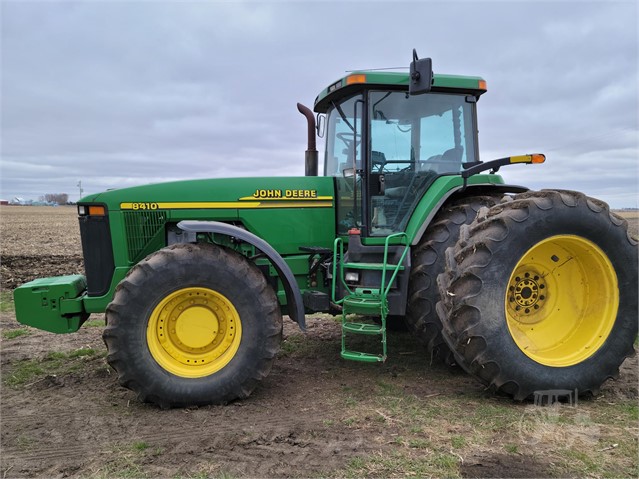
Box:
175 220 306 331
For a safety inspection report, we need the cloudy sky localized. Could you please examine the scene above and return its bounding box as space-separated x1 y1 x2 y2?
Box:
1 1 637 207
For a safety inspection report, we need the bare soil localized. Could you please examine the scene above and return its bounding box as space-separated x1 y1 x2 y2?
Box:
1 206 83 290
1 206 637 479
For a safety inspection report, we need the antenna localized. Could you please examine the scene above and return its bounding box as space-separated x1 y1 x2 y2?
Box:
345 67 407 73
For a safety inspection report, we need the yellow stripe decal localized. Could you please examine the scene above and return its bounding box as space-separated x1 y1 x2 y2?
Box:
238 195 334 201
120 201 333 210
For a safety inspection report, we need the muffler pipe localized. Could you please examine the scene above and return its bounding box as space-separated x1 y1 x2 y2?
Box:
297 103 318 176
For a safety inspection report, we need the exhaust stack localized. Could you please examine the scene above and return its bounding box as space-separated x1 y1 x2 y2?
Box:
297 103 318 176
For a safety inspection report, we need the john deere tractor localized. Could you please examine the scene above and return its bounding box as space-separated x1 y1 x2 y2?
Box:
14 51 638 408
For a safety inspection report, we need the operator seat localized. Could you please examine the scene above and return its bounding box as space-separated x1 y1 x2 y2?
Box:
441 146 463 165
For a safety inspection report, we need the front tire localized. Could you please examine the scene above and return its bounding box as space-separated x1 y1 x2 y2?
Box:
103 243 282 408
437 190 638 399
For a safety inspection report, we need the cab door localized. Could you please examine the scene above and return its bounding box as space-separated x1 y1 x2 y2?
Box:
324 93 364 235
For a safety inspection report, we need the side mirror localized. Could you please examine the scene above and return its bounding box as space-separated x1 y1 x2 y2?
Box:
409 49 433 95
316 113 326 138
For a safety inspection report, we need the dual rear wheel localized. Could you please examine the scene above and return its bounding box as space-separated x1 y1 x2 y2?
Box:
410 190 637 398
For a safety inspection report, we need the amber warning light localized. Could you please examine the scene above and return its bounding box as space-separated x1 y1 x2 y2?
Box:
510 154 546 164
78 205 106 216
345 74 367 85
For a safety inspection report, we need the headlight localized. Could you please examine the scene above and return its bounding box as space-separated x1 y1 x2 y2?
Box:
345 272 359 284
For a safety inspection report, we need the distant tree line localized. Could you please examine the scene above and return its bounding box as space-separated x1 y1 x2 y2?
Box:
40 193 69 205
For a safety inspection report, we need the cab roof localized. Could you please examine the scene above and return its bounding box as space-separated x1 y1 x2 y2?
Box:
314 71 487 113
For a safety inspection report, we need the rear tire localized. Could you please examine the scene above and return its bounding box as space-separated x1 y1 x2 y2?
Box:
103 243 282 408
437 190 638 399
406 196 499 364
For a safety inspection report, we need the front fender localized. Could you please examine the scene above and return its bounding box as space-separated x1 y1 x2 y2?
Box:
176 220 306 331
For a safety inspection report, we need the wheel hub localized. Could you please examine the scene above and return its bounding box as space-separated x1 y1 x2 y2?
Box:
147 287 242 377
509 272 546 315
175 306 219 349
505 235 618 367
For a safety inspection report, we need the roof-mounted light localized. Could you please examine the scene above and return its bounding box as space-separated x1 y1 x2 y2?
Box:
345 74 367 85
478 79 487 91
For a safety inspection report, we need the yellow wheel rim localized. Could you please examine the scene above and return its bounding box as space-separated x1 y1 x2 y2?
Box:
147 287 242 378
505 235 618 367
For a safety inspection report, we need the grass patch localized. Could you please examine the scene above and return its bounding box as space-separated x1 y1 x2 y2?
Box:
559 448 602 476
408 437 430 449
90 459 147 479
2 327 31 340
589 400 639 425
279 334 315 357
46 351 68 360
132 441 149 452
90 441 158 479
619 402 638 421
471 401 523 430
69 347 97 358
4 348 104 387
84 318 106 328
451 435 466 449
16 434 36 451
0 291 15 312
344 451 461 478
4 361 45 387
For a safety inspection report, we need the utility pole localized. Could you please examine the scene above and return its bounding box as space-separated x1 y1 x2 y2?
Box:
77 181 84 201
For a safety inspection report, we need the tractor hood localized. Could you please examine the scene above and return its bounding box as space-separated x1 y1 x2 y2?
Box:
78 176 337 258
80 176 335 214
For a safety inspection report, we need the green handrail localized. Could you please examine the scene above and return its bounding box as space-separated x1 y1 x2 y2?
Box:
381 232 409 300
331 238 344 304
332 233 409 305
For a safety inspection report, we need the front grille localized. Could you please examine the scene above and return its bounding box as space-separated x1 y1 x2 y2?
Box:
123 211 166 262
79 214 115 296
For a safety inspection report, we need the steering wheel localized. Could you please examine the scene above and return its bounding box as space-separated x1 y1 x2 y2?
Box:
336 132 362 151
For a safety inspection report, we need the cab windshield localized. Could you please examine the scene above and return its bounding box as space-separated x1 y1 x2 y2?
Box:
369 91 476 234
324 90 477 235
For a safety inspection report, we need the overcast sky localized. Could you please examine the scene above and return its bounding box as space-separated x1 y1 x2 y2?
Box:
1 1 637 208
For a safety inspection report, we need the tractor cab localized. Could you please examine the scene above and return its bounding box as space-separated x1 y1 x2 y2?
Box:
314 70 487 237
313 64 490 362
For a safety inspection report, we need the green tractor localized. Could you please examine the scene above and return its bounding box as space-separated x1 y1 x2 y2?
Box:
14 51 638 408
